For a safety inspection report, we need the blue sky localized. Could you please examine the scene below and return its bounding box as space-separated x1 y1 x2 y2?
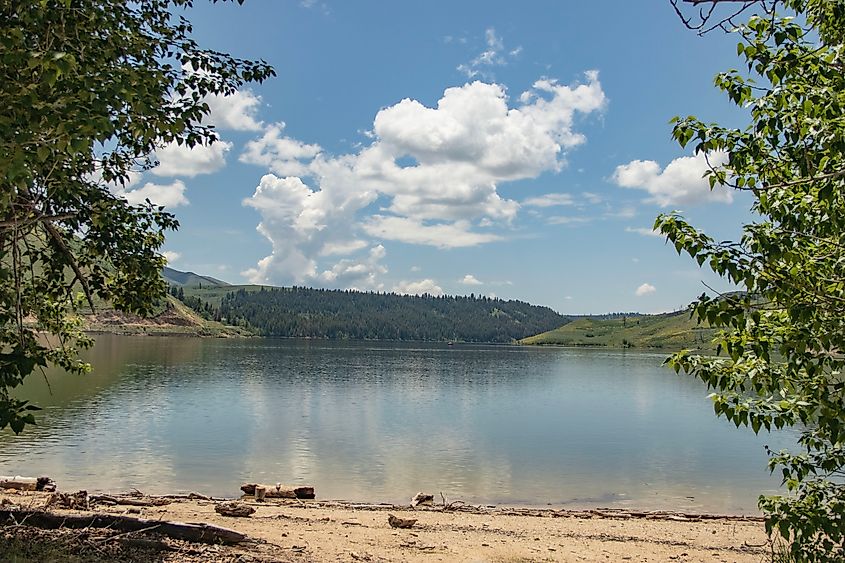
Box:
124 1 758 314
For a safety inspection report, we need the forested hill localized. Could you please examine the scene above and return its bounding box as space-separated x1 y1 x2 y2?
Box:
192 286 567 342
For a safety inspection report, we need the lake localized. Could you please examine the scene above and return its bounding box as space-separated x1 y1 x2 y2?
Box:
0 335 795 513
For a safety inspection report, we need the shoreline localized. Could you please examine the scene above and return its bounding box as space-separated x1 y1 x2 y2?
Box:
0 489 773 562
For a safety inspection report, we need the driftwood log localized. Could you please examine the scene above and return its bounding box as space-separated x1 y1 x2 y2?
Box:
0 509 247 544
89 494 171 507
387 514 417 529
240 483 314 499
0 476 56 492
215 502 255 517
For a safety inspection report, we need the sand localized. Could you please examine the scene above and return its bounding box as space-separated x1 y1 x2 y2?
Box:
0 490 774 562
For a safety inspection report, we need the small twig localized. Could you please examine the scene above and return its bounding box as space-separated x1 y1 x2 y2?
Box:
95 523 161 543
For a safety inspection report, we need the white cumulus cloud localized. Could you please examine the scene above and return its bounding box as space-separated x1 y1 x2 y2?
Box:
152 140 231 178
394 278 444 296
162 251 181 264
362 216 502 248
239 122 322 176
119 180 188 208
317 245 387 291
460 274 483 285
635 283 656 296
240 73 605 287
205 89 264 131
613 152 732 206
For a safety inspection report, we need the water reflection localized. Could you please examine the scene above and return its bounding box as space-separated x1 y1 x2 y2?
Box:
0 336 795 513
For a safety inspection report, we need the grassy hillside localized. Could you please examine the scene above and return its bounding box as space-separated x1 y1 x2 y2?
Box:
520 310 715 350
162 266 229 288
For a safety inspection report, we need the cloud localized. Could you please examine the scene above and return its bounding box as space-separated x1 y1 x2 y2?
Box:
612 152 732 206
625 226 663 237
457 28 521 79
241 174 376 284
460 274 483 286
205 89 264 131
152 140 231 178
605 206 636 219
583 191 602 204
317 245 387 290
162 251 181 264
394 278 444 296
319 240 369 256
635 283 656 296
523 193 574 207
547 215 590 225
119 180 188 208
239 122 322 176
242 73 605 286
362 216 502 248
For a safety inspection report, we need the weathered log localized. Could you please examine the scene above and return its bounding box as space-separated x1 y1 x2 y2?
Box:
240 483 314 499
387 514 416 529
89 494 171 507
0 475 55 492
215 502 255 517
0 509 247 544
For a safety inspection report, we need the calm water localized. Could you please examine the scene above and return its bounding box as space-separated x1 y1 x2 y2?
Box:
0 335 796 513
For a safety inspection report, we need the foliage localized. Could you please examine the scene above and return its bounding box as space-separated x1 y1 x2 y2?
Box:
174 285 568 343
659 1 845 560
0 0 273 433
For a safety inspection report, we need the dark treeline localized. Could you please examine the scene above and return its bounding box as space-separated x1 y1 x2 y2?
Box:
180 286 567 342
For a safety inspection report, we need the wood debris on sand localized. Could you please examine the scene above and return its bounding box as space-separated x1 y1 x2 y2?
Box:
240 482 315 499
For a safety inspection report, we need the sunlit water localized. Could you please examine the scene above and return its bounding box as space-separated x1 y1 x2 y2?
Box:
0 335 796 513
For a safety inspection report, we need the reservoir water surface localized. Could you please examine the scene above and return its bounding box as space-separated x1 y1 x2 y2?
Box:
0 335 795 513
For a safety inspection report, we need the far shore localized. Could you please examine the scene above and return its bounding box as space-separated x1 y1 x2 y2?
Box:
0 488 773 562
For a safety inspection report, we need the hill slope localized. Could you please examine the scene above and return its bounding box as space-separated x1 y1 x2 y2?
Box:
162 266 229 288
520 310 714 349
82 295 251 337
177 286 568 343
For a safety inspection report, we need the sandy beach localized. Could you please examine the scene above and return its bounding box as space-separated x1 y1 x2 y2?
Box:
0 489 773 562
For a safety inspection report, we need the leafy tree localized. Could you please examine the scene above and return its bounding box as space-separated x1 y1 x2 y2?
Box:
0 0 273 433
211 286 565 342
661 1 845 559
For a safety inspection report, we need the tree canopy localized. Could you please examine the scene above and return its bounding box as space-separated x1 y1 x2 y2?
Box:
0 0 273 433
661 0 845 559
173 285 567 342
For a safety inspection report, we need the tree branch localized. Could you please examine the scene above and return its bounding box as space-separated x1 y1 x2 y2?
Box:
40 221 96 313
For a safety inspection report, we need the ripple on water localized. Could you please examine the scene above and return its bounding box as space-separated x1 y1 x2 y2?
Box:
0 336 799 511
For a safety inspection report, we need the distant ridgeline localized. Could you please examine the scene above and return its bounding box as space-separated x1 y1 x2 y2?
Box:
161 269 567 343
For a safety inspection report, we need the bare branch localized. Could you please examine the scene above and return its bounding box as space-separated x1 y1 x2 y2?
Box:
671 0 775 36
